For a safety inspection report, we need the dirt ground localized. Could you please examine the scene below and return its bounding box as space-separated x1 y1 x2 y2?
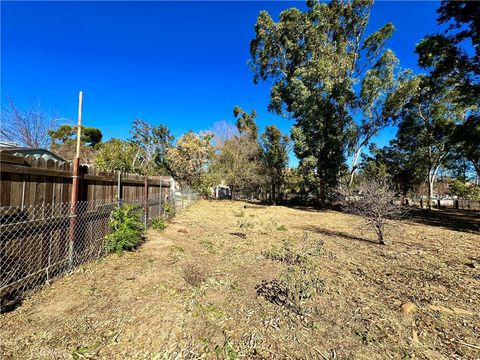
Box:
1 200 479 359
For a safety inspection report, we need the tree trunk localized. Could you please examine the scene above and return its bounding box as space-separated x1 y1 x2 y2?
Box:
319 181 326 207
271 181 276 205
277 181 281 204
427 167 439 211
348 146 363 187
378 231 386 245
377 225 386 245
427 172 433 210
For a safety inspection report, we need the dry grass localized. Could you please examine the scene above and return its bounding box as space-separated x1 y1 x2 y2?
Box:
0 200 479 359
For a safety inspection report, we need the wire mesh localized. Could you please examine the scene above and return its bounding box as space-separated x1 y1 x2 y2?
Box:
0 187 198 310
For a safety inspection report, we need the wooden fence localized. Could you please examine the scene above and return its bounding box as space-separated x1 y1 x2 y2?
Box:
0 151 178 308
0 151 173 208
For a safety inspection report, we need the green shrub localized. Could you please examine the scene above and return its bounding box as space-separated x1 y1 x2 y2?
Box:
280 261 324 304
105 204 145 254
262 239 306 265
164 201 176 219
151 217 167 231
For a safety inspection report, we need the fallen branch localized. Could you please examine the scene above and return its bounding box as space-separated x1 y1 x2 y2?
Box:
453 340 480 350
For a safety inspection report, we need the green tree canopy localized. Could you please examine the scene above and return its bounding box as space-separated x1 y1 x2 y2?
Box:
394 75 469 207
416 0 479 177
261 125 290 203
93 138 138 173
233 106 258 140
165 131 215 189
48 124 103 161
129 119 174 175
250 0 398 204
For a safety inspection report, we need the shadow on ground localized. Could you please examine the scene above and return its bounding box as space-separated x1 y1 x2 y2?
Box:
407 208 480 233
299 225 379 245
243 199 479 234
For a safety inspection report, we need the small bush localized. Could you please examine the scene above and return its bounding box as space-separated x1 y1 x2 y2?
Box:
256 260 324 315
280 261 324 304
277 225 287 231
105 204 145 254
163 201 176 219
300 232 325 257
262 239 306 265
151 217 167 231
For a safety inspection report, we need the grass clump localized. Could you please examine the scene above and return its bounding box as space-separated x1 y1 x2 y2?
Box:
151 217 167 231
277 225 287 231
262 239 306 265
258 234 325 315
301 232 325 257
106 204 145 254
168 245 185 264
237 219 254 230
192 303 225 319
256 260 324 315
200 239 216 254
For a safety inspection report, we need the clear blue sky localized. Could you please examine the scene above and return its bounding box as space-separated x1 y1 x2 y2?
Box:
1 1 441 166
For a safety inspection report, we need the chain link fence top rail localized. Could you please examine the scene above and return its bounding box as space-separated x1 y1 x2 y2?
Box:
0 187 198 310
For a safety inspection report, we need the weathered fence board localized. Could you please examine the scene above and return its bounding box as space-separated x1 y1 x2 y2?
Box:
0 153 172 208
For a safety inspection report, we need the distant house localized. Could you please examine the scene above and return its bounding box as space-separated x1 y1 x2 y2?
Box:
0 143 66 162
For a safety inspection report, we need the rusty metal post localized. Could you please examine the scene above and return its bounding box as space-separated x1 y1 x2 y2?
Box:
69 157 80 267
144 175 148 226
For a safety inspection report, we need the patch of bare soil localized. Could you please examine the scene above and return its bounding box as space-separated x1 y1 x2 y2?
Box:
1 200 479 359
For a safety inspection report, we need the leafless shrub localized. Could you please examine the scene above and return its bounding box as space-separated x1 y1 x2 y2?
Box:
337 177 407 245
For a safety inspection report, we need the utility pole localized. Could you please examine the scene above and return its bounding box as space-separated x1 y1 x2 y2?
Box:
69 91 83 267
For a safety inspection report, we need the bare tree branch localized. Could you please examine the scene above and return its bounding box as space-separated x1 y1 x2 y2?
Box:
1 98 58 148
337 177 408 245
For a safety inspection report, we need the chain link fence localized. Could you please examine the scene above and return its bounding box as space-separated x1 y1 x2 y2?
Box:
0 186 199 310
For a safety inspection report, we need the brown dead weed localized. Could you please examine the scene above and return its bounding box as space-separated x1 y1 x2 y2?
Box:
0 200 479 359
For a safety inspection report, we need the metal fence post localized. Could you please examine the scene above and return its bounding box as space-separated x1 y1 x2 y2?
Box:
144 176 148 226
68 157 80 268
117 171 122 206
170 178 175 212
159 179 163 218
181 186 185 210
